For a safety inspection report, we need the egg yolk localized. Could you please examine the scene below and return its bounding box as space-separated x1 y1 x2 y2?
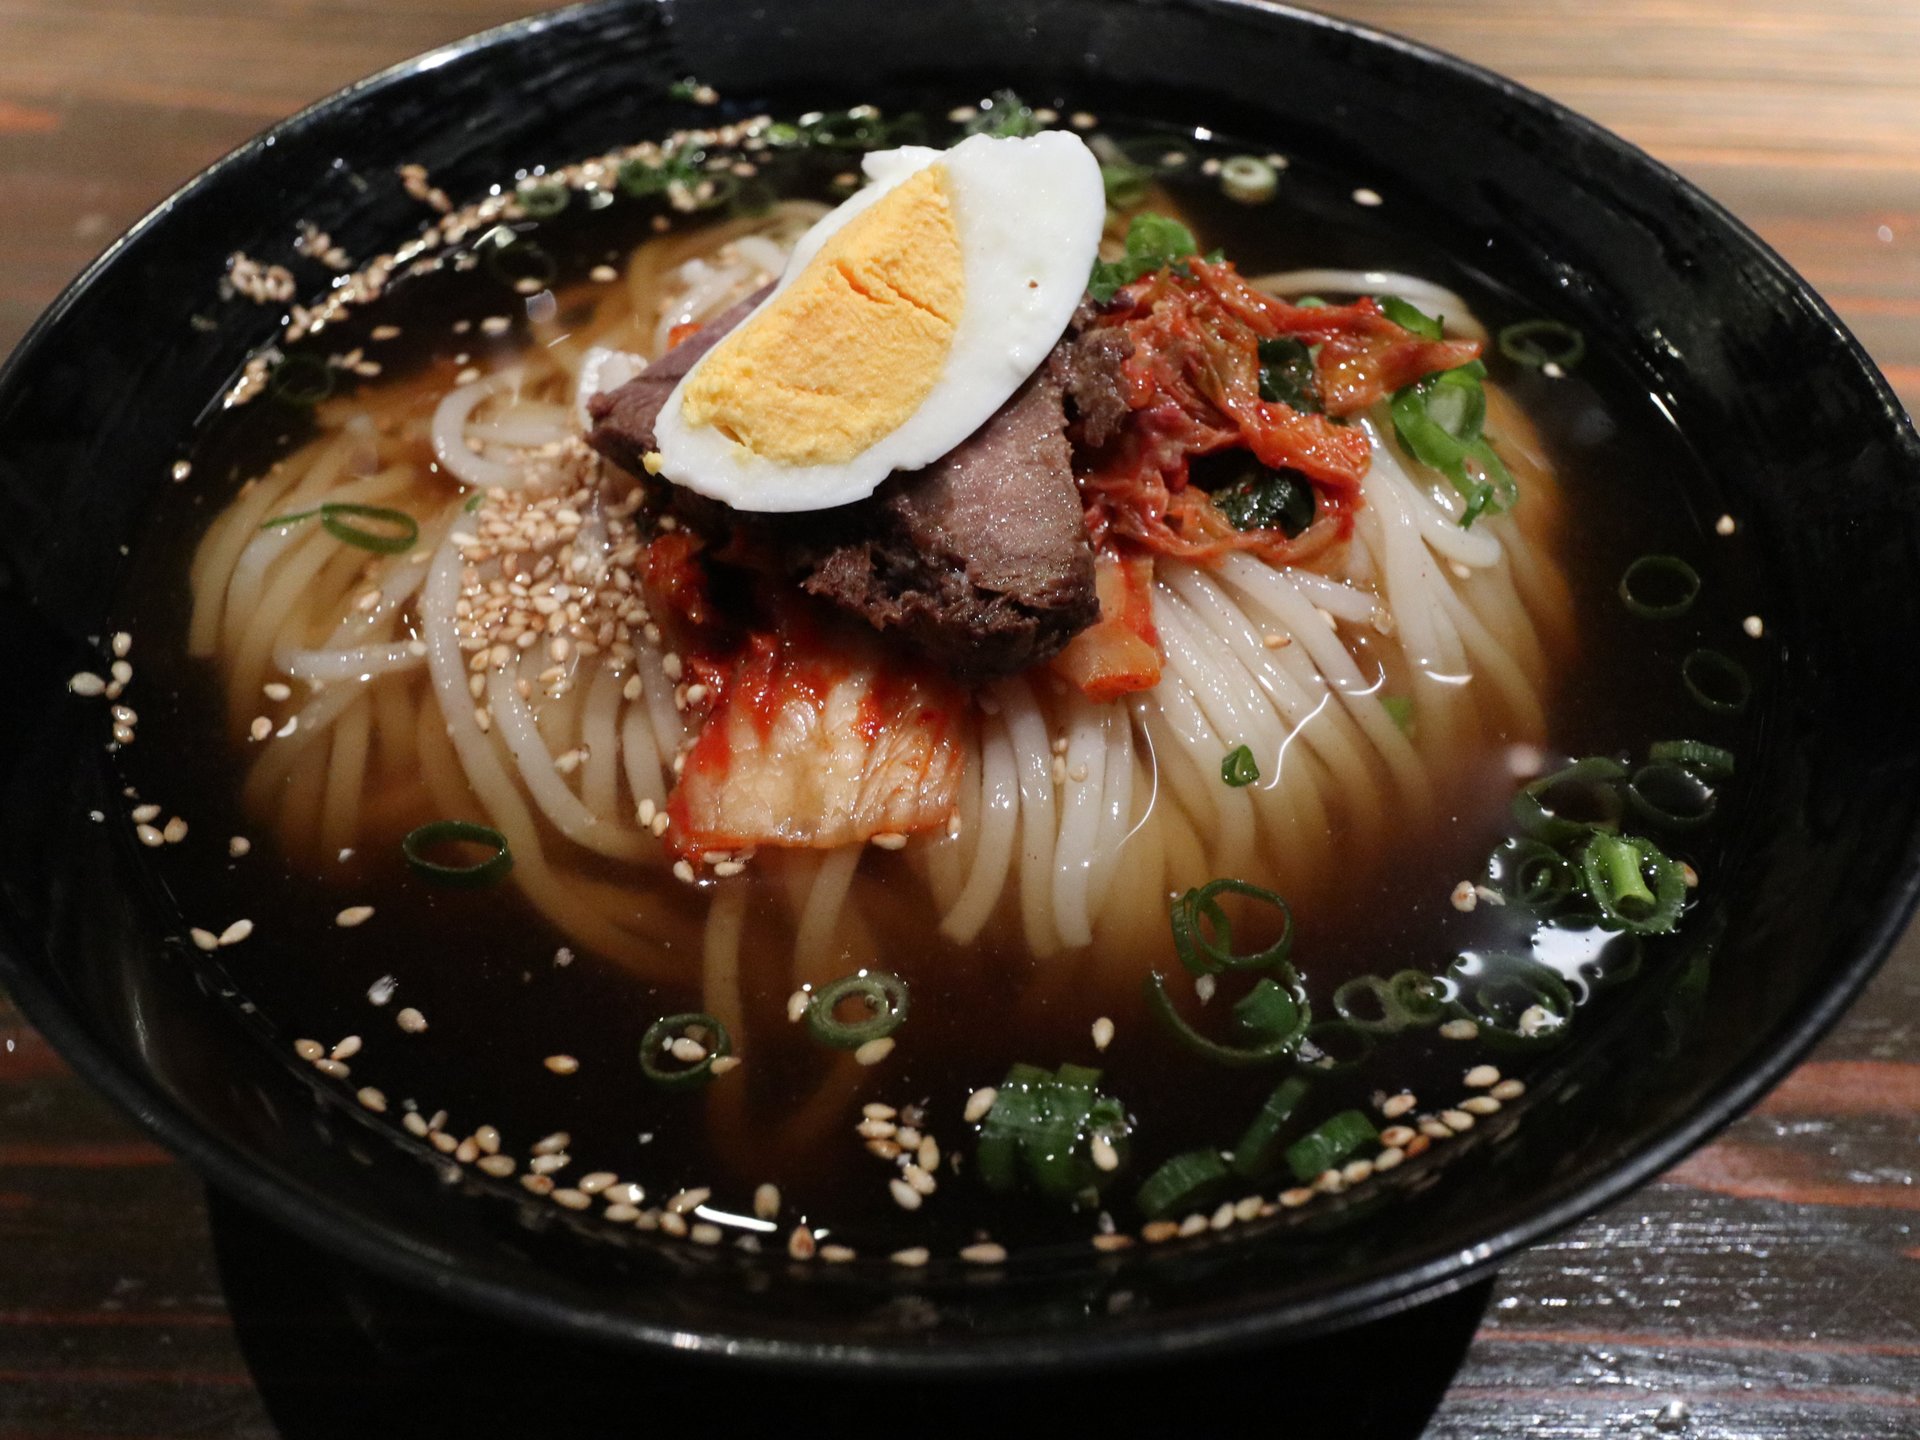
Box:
679 164 965 468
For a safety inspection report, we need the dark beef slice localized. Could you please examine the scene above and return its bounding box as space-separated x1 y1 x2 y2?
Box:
798 369 1096 679
585 292 1097 680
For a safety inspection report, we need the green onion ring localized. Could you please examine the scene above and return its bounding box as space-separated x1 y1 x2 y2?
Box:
401 819 513 887
1649 739 1736 779
1230 1075 1312 1179
1682 649 1752 714
1330 970 1446 1034
1487 837 1576 909
1143 970 1308 1067
1497 318 1586 371
1626 761 1717 830
1446 951 1576 1050
1579 833 1688 935
1295 1019 1376 1073
639 1012 733 1089
516 182 570 218
261 502 419 555
804 970 909 1049
1618 554 1702 619
1284 1109 1378 1184
1169 878 1294 976
1511 756 1628 844
268 354 335 407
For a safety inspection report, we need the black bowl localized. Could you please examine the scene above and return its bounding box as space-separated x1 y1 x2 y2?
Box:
3 0 1918 1370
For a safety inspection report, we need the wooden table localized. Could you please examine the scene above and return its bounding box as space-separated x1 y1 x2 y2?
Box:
3 2 1917 1434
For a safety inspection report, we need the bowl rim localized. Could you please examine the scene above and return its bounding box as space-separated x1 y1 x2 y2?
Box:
3 0 1918 1373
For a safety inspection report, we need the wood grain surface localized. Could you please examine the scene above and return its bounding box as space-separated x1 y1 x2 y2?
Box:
2 2 1917 1435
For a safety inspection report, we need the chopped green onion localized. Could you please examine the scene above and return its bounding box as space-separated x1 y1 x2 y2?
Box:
639 1012 732 1089
1295 1019 1376 1073
1101 159 1154 210
1088 212 1199 303
1618 554 1701 619
267 355 335 407
1380 696 1415 733
463 491 485 514
1284 1109 1377 1183
963 89 1040 139
261 502 419 555
1230 1076 1311 1178
1445 951 1576 1050
1220 155 1278 204
1137 1148 1230 1219
1332 970 1446 1034
1649 739 1736 779
1511 756 1627 844
1498 318 1586 371
1682 649 1752 714
1626 762 1717 830
1168 878 1294 975
516 182 570 218
1487 836 1575 909
976 1062 1129 1203
1579 832 1687 934
1379 295 1443 340
667 77 702 101
401 819 513 886
804 970 908 1049
1221 745 1260 787
1389 361 1517 528
1143 969 1308 1066
974 1062 1050 1193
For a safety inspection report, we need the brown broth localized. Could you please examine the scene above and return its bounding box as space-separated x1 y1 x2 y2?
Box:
106 104 1770 1259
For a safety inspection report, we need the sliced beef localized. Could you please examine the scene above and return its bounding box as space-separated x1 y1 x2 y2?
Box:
584 292 1098 681
796 370 1096 679
1051 299 1134 448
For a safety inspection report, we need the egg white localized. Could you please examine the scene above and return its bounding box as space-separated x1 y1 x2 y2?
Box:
651 130 1105 513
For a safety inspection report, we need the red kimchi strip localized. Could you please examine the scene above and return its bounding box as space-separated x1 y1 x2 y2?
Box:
1051 550 1161 701
666 626 968 856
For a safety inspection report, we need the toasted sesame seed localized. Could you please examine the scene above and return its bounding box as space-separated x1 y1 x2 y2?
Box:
857 1117 898 1140
1341 1159 1374 1184
335 905 375 928
249 716 273 741
1092 1233 1134 1253
855 1037 895 1066
862 1102 898 1121
1141 1220 1180 1243
131 804 160 824
1091 1133 1120 1172
709 1054 741 1075
356 1087 387 1113
293 1038 324 1061
475 1125 501 1154
1234 1194 1263 1222
330 1035 362 1060
1438 1019 1479 1041
161 817 187 844
1419 1118 1454 1140
396 1007 428 1033
532 1130 570 1156
551 1188 591 1211
263 681 292 702
959 1242 1007 1265
228 836 251 857
1279 1187 1314 1208
110 660 132 685
68 671 106 697
787 1226 816 1260
1743 615 1764 638
602 1202 640 1222
576 1171 617 1195
218 918 254 946
1375 1146 1406 1172
1461 1095 1502 1116
891 1246 930 1268
544 1054 580 1075
870 831 907 851
590 264 619 283
1440 1108 1476 1132
1492 1078 1527 1101
402 1111 430 1137
963 1086 998 1123
668 1187 710 1215
1092 1016 1115 1052
314 1058 350 1080
608 1182 645 1206
136 823 164 847
1178 1212 1210 1236
1352 186 1383 206
528 1152 570 1176
754 1183 781 1220
1450 880 1477 912
1715 513 1736 536
1380 1125 1417 1149
478 1154 517 1178
1262 632 1291 649
1210 1201 1236 1231
889 1178 922 1211
690 1222 723 1246
669 1036 707 1064
520 1173 555 1196
1382 1092 1418 1119
456 1138 480 1168
903 1164 938 1197
189 928 219 952
818 1243 856 1263
1464 1064 1501 1089
1312 1170 1346 1196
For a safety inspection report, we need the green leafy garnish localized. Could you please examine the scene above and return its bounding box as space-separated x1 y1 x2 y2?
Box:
1379 295 1443 339
1101 159 1154 210
1221 745 1260 787
976 1062 1131 1205
1088 212 1199 303
1380 696 1415 733
1255 336 1322 412
1211 467 1316 537
963 89 1040 139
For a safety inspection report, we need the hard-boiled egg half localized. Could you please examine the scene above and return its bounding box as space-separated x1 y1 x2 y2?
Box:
651 130 1105 512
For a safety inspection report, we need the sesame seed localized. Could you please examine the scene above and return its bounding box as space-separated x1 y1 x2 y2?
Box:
366 975 396 1006
172 460 192 482
454 1138 478 1165
228 836 251 857
313 1058 350 1080
218 919 254 946
161 817 188 844
330 1035 362 1060
1450 880 1477 912
1341 1159 1373 1184
668 1187 710 1215
532 1131 570 1156
669 1036 707 1064
855 1037 895 1066
110 660 132 685
520 1174 555 1196
136 824 164 848
818 1244 856 1263
356 1087 388 1113
959 1242 1007 1265
754 1183 780 1220
293 1038 324 1061
249 717 272 741
857 1117 897 1140
1438 1019 1479 1041
335 905 375 928
1715 513 1736 535
1141 1220 1180 1243
551 1188 591 1211
709 1054 741 1075
396 1007 428 1033
131 803 160 823
544 1054 580 1075
1092 1233 1134 1253
528 1153 570 1176
609 1182 645 1206
672 859 696 884
891 1247 930 1268
889 1178 922 1211
603 1203 640 1223
1263 632 1291 649
1178 1212 1210 1236
787 1227 816 1260
1492 1078 1527 1101
576 1171 617 1195
690 1223 723 1246
1279 1187 1314 1208
1374 1146 1406 1172
68 671 106 697
1461 1095 1502 1116
402 1111 430 1137
1352 186 1383 206
1382 1092 1417 1119
964 1087 998 1123
870 831 907 851
903 1164 937 1197
478 1154 517 1177
1419 1118 1454 1140
263 681 292 702
786 989 810 1023
1092 1016 1115 1051
1464 1064 1501 1089
1210 1201 1236 1231
1312 1170 1346 1196
1379 1125 1417 1149
862 1102 898 1120
1440 1108 1476 1133
1091 1133 1120 1172
1743 615 1764 638
188 927 220 951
